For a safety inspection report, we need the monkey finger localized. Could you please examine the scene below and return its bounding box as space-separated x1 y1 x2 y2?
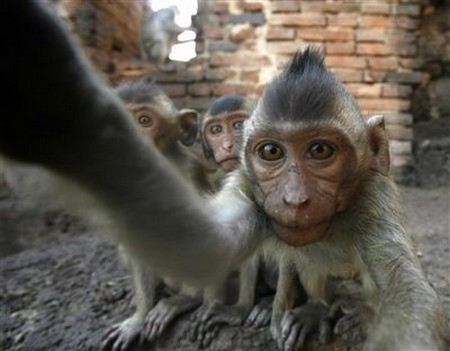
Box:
293 325 311 351
282 323 300 351
255 309 271 327
280 312 296 340
202 324 219 348
244 306 260 326
318 319 332 344
334 315 359 335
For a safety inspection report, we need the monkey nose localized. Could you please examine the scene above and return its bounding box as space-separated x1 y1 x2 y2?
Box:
283 193 309 208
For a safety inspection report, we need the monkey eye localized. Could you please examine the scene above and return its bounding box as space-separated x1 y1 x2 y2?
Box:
210 124 222 135
307 142 335 160
138 115 153 127
258 143 284 161
233 120 244 131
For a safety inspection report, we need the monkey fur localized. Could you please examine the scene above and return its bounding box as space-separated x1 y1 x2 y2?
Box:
0 2 447 351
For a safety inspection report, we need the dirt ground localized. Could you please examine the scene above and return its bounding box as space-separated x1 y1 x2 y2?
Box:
0 162 449 351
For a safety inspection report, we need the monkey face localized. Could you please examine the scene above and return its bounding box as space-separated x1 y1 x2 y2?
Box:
203 112 248 173
128 104 181 151
247 125 358 247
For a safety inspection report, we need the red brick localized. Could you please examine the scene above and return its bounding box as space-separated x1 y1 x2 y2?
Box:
325 56 367 69
360 15 391 28
240 69 260 82
358 98 410 111
267 26 296 40
203 24 223 39
300 1 326 13
270 13 327 27
184 97 211 111
210 53 270 68
267 41 301 55
325 28 354 41
188 83 211 96
387 125 413 141
270 1 300 13
392 17 419 30
357 43 393 56
346 84 382 97
208 2 229 13
324 2 361 13
393 4 421 16
239 2 264 12
297 28 327 41
327 13 358 27
399 58 423 69
325 42 355 55
159 84 187 98
212 83 257 95
330 68 364 83
205 68 237 81
390 140 412 156
368 57 399 70
356 28 386 42
364 70 387 83
230 24 255 42
383 112 413 125
361 3 392 15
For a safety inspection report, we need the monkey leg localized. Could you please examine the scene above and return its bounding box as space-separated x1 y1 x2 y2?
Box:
277 302 332 351
101 258 157 351
144 290 202 342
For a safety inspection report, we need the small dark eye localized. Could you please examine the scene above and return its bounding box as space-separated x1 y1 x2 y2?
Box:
138 115 153 127
233 120 244 131
308 142 334 160
258 143 284 161
210 125 222 135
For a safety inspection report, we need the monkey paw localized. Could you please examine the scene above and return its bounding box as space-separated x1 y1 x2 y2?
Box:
244 303 272 328
188 303 248 348
275 303 331 351
329 299 372 344
144 294 201 342
100 315 144 351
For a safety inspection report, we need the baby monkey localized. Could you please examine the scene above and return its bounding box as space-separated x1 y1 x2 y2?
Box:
101 77 202 351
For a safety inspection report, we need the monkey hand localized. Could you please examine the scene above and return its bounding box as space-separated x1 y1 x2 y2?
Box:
188 302 249 348
328 298 373 344
244 297 273 328
100 314 144 351
275 302 332 351
144 294 201 342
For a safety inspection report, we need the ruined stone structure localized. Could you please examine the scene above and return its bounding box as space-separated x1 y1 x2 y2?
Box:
53 0 448 182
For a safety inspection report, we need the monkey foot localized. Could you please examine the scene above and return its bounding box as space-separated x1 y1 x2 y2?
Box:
244 296 273 328
100 315 144 351
273 302 332 351
188 302 250 348
144 294 201 342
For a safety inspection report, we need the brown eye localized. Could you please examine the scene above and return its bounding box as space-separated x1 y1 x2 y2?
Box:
210 125 222 135
258 143 284 161
138 115 153 127
233 120 244 131
308 142 334 160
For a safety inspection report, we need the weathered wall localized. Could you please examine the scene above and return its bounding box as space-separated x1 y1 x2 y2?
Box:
55 0 437 181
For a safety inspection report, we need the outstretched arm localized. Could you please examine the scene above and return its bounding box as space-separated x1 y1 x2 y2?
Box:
0 0 264 285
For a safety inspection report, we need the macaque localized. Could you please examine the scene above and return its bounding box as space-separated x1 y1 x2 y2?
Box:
140 6 183 65
102 78 202 351
1 2 447 351
202 94 255 173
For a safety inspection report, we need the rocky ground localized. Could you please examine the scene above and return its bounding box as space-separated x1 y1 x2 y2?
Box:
0 149 449 351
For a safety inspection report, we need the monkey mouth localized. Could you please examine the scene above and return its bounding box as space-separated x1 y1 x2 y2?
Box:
218 157 239 171
269 219 328 247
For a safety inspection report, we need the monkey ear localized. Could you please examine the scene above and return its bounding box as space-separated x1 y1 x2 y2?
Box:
366 115 390 176
178 109 199 146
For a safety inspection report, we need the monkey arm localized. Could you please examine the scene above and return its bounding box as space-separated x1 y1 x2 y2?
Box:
355 176 447 351
0 0 266 285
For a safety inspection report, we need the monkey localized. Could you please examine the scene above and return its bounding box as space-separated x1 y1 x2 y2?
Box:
140 6 183 65
202 94 255 173
175 94 260 347
1 2 447 351
102 77 204 351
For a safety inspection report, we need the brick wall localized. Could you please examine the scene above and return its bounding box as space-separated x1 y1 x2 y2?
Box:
58 0 428 180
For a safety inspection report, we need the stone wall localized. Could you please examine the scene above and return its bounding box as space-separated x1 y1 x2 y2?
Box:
56 0 433 181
